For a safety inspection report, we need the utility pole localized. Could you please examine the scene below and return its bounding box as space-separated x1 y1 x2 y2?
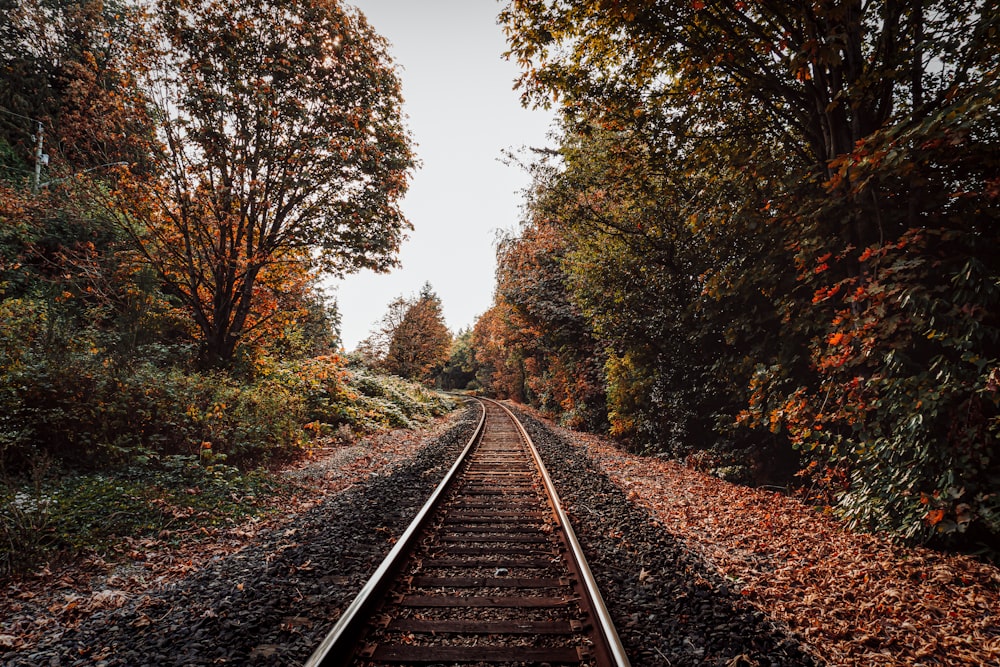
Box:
32 121 44 193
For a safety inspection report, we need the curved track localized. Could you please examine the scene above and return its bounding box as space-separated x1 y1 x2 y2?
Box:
305 398 630 666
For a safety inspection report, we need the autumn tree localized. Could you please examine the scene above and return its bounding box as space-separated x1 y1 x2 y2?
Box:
1 0 154 312
471 299 530 402
116 0 414 367
503 0 998 280
0 0 169 365
355 294 410 366
382 283 451 383
493 205 607 430
1 0 154 182
520 127 786 460
500 1 1000 543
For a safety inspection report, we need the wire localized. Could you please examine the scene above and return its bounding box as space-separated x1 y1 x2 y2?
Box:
0 164 33 175
38 161 127 187
0 106 44 125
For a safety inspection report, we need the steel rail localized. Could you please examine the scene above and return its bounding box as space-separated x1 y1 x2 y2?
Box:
305 397 631 666
304 399 486 667
487 398 632 667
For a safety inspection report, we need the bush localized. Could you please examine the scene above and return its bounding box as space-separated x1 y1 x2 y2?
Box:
1 337 457 473
341 368 454 430
748 227 1000 547
118 366 311 464
0 350 457 575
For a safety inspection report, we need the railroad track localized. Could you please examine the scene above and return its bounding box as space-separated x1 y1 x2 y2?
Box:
305 398 630 666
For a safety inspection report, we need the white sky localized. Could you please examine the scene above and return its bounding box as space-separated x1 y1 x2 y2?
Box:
327 0 555 350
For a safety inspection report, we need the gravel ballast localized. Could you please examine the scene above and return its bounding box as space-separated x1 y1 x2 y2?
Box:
510 406 816 667
4 402 816 666
2 407 480 667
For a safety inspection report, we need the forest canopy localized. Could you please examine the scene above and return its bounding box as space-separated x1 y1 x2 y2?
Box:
474 0 1000 549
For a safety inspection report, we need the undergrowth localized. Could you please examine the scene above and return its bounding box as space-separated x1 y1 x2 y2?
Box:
0 456 287 577
0 356 456 577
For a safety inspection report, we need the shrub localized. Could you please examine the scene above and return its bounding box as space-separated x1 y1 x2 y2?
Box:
748 228 1000 547
339 368 454 430
1 324 456 473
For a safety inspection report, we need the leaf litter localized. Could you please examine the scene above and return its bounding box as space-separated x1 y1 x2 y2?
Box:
550 423 1000 666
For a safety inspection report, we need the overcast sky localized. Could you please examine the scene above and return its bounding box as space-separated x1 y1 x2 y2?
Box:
327 0 555 350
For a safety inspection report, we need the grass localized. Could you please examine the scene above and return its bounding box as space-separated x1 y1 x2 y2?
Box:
1 456 291 576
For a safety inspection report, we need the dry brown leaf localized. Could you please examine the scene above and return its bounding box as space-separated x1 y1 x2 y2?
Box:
534 413 1000 667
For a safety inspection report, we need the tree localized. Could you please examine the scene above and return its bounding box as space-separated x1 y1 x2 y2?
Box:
492 125 793 472
502 0 997 255
116 0 414 366
500 1 1000 544
1 0 154 184
355 294 409 367
383 283 451 383
494 202 607 430
471 299 530 402
1 0 155 321
743 99 1000 543
438 327 477 390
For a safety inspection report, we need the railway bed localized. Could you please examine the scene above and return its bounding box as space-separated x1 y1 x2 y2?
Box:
306 398 631 667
